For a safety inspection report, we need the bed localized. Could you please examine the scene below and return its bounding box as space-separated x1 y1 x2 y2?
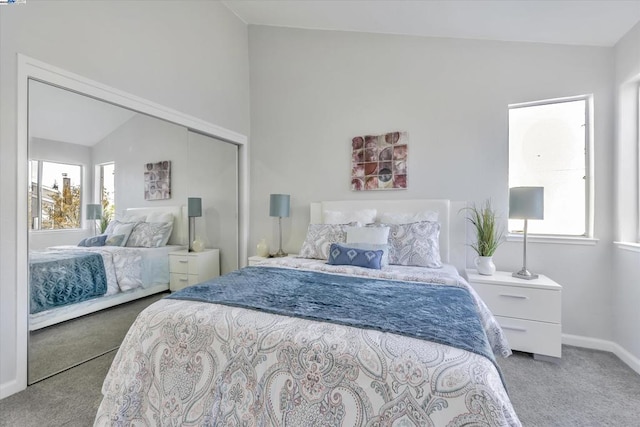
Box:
94 199 521 426
29 205 187 331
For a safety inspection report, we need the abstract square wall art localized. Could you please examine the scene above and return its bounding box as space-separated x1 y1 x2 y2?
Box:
144 160 171 200
351 131 408 191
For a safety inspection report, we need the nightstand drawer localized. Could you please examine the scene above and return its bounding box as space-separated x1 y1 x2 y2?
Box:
496 315 562 358
472 282 561 323
169 256 201 275
170 273 200 291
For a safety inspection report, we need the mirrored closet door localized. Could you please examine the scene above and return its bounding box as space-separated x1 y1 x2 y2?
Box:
27 79 240 384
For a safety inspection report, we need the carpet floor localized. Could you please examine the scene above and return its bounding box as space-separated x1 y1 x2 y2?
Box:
29 292 167 384
1 345 639 426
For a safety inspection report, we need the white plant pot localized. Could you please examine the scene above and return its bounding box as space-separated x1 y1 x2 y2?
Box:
256 238 269 257
475 256 496 276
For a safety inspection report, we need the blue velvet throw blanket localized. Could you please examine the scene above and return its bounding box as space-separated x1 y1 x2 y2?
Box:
169 266 501 377
30 250 108 314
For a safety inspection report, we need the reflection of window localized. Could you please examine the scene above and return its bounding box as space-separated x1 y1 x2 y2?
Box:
508 96 591 236
29 160 82 230
99 162 115 228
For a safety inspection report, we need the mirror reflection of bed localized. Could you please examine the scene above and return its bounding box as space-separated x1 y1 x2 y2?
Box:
27 80 240 384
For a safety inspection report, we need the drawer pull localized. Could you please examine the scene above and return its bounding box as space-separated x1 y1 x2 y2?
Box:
178 260 188 264
502 325 527 332
179 278 188 282
499 293 528 300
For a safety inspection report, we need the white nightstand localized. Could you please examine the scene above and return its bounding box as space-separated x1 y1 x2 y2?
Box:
248 255 268 266
169 249 220 291
248 254 298 266
466 269 562 360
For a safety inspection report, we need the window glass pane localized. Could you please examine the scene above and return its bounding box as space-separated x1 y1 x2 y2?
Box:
100 162 116 229
29 160 38 230
40 161 82 230
509 99 587 236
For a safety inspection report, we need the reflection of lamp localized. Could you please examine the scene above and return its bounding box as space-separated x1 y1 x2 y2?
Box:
188 197 202 252
86 204 102 236
509 187 544 280
269 194 290 257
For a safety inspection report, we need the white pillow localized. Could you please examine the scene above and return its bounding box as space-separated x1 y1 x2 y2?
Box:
323 209 377 225
146 211 174 224
346 226 390 245
379 210 439 224
346 226 390 266
107 221 137 246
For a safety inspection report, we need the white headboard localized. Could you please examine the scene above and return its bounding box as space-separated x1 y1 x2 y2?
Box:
310 199 467 271
124 205 186 246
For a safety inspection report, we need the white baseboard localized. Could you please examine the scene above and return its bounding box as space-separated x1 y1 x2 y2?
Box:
0 379 23 400
563 334 640 375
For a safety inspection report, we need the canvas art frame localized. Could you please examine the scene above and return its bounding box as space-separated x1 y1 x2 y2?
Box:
351 131 408 191
144 160 171 200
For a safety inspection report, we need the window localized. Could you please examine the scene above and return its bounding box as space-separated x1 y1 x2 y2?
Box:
29 160 82 230
99 162 116 227
508 96 592 236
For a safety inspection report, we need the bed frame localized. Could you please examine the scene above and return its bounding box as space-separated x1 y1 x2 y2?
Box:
310 199 467 272
29 205 186 331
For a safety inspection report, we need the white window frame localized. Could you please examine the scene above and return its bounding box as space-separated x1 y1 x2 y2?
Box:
29 159 84 232
508 94 595 241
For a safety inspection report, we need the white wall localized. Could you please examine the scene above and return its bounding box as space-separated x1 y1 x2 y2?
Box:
248 26 616 346
0 0 249 397
94 114 189 216
613 21 640 361
188 132 239 274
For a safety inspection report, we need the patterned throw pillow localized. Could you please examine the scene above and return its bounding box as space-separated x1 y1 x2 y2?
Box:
345 242 389 267
78 234 108 247
298 223 353 260
327 243 384 270
105 234 126 246
126 222 173 248
386 221 442 268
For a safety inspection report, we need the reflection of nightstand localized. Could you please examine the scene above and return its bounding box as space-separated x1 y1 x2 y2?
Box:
169 249 220 291
466 269 562 360
248 255 268 266
248 254 298 266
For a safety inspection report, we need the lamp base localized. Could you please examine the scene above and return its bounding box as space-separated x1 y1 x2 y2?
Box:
272 249 288 258
512 269 538 280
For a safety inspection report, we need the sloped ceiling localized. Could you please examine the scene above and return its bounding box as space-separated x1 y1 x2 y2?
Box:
224 0 640 47
29 80 137 147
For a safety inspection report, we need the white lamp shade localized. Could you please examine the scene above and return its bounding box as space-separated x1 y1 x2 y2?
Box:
269 194 290 218
509 187 544 220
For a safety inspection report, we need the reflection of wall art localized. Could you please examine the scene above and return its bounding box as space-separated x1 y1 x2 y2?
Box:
144 160 171 200
351 131 408 191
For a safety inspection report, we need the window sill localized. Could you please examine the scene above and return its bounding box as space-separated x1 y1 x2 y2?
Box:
506 234 599 246
613 242 640 253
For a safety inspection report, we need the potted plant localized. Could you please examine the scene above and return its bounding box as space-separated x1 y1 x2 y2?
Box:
462 199 504 275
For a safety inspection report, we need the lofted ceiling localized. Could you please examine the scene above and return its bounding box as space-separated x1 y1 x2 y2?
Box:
223 0 640 47
29 80 137 147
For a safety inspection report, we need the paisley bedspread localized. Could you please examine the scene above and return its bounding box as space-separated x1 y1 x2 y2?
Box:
29 250 107 314
95 261 521 426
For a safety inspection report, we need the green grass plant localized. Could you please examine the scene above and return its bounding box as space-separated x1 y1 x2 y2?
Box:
462 200 504 257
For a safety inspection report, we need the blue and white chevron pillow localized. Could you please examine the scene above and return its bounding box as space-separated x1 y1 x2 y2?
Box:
326 243 384 270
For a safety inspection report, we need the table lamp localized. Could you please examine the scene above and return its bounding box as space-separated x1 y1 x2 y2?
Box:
86 204 102 236
188 197 202 252
269 194 290 257
509 186 544 280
